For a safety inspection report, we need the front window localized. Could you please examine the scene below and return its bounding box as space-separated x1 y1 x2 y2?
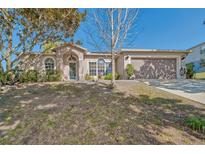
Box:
200 45 205 54
45 58 54 72
98 59 105 75
105 62 112 75
89 62 97 76
89 59 111 76
200 59 205 68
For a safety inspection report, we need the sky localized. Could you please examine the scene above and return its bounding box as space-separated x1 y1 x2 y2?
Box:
2 8 205 70
74 8 205 51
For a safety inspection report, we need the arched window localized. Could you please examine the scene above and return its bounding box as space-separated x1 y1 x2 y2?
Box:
98 59 105 75
68 55 77 61
44 58 55 72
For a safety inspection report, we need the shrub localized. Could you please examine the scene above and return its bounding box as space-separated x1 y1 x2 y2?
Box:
85 74 93 80
186 63 195 79
18 71 28 83
6 71 15 84
27 70 38 82
104 73 120 80
104 73 112 80
46 70 62 82
115 73 120 80
0 73 2 85
1 69 29 85
0 71 6 85
1 69 62 84
126 64 134 79
37 70 47 82
17 70 38 83
17 69 61 83
0 71 15 85
185 116 205 132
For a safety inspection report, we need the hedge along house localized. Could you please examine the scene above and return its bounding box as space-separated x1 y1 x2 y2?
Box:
18 43 190 80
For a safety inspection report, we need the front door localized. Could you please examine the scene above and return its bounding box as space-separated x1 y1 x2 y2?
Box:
69 62 77 80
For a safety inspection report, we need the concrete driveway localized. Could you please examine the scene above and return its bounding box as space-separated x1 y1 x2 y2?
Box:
143 80 205 104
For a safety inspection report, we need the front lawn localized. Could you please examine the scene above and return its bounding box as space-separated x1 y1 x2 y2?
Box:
0 81 204 144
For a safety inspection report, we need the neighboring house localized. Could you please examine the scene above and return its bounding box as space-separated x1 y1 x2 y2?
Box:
184 42 205 79
19 43 189 80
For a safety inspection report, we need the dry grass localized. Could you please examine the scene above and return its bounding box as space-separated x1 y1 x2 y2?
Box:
0 81 204 144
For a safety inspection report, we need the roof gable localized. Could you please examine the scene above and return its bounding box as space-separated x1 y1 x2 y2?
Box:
52 43 88 53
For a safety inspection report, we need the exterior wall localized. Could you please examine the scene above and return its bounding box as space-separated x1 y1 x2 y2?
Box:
185 44 205 63
39 55 57 74
84 55 111 79
19 45 187 80
19 54 36 71
176 56 181 79
184 43 205 77
119 52 184 79
55 46 85 80
19 54 56 74
19 50 111 81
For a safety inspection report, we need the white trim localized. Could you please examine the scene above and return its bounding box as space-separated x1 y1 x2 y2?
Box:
68 54 78 62
87 59 111 63
129 54 180 59
122 49 158 51
88 61 97 76
121 48 188 53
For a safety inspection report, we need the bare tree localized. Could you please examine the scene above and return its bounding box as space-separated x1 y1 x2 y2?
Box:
84 8 140 87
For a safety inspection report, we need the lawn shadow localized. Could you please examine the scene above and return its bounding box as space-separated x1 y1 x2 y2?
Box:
0 81 205 144
118 93 205 144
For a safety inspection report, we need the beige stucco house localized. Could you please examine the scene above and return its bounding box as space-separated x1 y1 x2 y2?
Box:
19 43 190 80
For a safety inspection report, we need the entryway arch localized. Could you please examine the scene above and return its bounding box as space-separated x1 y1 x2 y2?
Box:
63 52 79 80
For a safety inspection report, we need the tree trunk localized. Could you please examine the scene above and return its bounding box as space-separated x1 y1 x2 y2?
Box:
0 60 3 74
0 59 4 86
6 28 12 72
6 57 11 72
111 51 115 87
110 8 116 88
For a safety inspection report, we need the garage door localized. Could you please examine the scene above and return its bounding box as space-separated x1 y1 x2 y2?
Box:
131 58 177 79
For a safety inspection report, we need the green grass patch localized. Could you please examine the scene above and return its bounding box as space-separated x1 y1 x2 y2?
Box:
109 122 118 128
47 119 56 128
185 116 205 132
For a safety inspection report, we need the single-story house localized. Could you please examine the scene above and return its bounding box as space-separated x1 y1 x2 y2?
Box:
19 43 190 80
